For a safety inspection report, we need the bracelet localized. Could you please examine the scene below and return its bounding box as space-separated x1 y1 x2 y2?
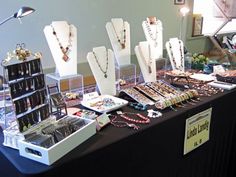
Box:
110 116 140 130
128 102 147 111
120 113 150 124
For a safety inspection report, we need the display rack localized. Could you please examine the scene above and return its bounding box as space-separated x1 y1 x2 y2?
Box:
2 58 50 148
1 57 96 165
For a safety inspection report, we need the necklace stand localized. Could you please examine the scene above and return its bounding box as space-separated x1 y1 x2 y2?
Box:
44 21 84 101
87 46 116 96
106 18 136 90
44 21 77 77
135 41 157 82
142 18 163 60
166 38 185 72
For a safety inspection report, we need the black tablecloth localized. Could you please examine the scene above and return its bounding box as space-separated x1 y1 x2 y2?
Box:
1 90 236 177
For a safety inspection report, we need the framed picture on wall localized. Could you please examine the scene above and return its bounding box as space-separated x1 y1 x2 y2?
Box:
174 0 185 5
192 14 203 37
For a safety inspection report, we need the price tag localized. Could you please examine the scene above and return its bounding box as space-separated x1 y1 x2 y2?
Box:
96 113 111 131
83 91 99 102
213 65 225 74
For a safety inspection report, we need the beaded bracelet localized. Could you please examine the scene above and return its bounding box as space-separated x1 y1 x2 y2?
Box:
128 102 147 111
117 111 150 124
110 116 140 130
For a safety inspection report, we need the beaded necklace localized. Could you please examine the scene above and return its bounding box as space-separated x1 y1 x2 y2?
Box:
92 49 109 78
111 21 126 49
138 44 152 74
168 40 184 71
144 20 158 47
51 24 72 62
119 112 150 124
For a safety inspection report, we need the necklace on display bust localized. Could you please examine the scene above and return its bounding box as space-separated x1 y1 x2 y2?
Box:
168 40 184 71
145 16 158 47
51 24 72 62
92 49 109 78
147 16 157 25
111 20 126 49
138 44 153 74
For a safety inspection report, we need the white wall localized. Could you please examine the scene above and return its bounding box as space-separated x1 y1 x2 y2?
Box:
0 0 190 74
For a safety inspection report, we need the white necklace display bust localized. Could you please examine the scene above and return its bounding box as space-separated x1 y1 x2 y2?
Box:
44 21 77 77
87 46 116 96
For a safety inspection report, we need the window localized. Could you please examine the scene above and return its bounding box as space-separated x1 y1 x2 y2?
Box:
193 0 236 35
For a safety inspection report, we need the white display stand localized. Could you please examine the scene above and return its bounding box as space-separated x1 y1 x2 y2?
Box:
44 21 77 77
87 46 116 96
165 38 185 72
106 18 131 66
46 73 84 94
115 64 136 90
142 17 163 60
135 41 157 82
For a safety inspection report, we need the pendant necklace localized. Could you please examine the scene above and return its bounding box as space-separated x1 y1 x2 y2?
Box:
111 21 126 49
168 40 184 70
145 20 158 47
92 49 109 78
138 44 153 74
51 24 72 62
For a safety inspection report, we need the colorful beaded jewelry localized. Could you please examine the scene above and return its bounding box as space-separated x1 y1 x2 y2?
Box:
128 102 147 111
110 115 140 130
118 112 150 124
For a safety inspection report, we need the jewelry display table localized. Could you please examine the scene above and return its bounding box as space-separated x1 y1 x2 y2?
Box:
1 89 236 177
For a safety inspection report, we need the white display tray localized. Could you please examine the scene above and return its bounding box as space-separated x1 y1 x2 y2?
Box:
81 95 128 113
190 73 215 82
208 81 236 90
18 117 96 165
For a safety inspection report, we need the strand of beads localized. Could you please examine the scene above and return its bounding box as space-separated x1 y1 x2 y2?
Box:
120 113 150 124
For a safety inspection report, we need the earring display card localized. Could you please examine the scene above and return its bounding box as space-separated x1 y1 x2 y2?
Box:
7 64 20 81
13 97 28 115
6 59 42 82
29 59 41 75
39 104 50 121
34 74 45 90
3 58 49 133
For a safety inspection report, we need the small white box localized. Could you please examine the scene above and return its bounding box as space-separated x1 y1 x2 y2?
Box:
18 117 96 165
